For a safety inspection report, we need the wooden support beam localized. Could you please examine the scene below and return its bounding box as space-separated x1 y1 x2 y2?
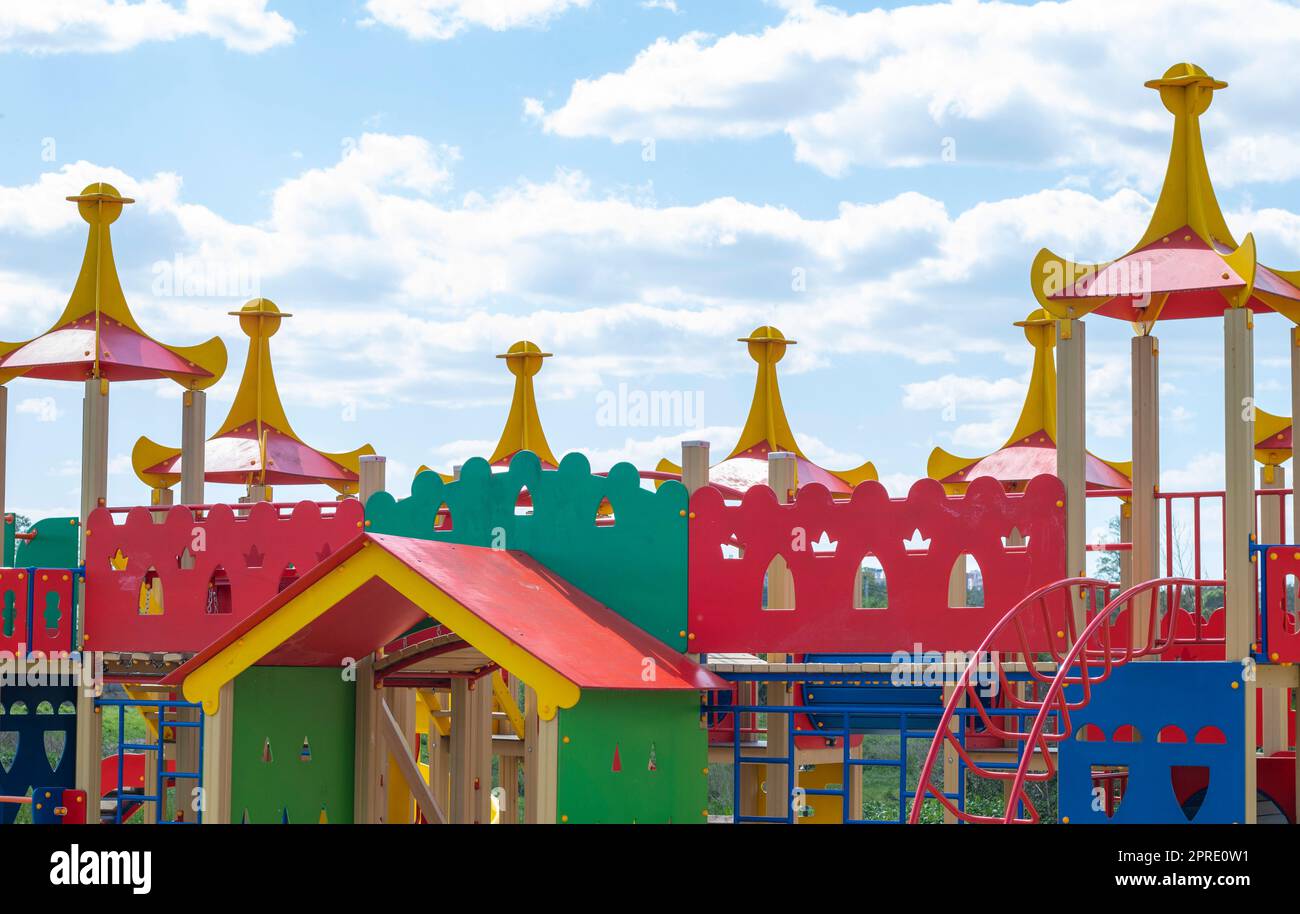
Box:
180 389 205 506
1131 334 1160 646
359 454 386 504
1056 319 1087 629
380 697 446 824
0 385 7 546
199 682 233 824
523 686 558 823
73 662 102 822
681 440 710 494
765 452 796 818
353 657 383 823
450 676 493 823
1224 307 1257 824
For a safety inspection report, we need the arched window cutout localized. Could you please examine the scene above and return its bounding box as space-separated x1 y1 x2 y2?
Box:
57 702 75 715
948 554 984 608
854 554 887 609
8 702 27 715
1090 765 1128 819
515 486 533 516
1076 723 1104 742
1157 725 1188 743
42 590 62 636
44 730 66 772
719 535 744 560
0 732 16 775
1194 725 1227 745
206 566 232 615
595 497 615 527
762 556 795 612
434 502 454 531
1286 574 1299 633
35 702 54 715
138 567 164 616
2 590 15 638
1112 725 1141 743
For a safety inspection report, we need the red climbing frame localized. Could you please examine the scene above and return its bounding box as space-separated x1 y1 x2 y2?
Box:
84 499 364 653
1262 547 1300 663
688 475 1067 653
908 576 1192 824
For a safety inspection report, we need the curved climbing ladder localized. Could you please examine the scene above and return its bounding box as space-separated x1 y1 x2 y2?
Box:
908 575 1193 824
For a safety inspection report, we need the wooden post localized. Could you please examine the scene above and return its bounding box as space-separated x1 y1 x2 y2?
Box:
765 452 796 819
1131 335 1160 646
1293 326 1300 551
1224 307 1257 823
73 659 102 823
1119 500 1133 590
450 676 492 823
0 385 7 543
359 454 386 505
80 378 109 535
199 682 233 824
1258 465 1289 755
1056 319 1087 629
180 390 206 506
681 440 710 494
523 686 558 823
353 657 383 823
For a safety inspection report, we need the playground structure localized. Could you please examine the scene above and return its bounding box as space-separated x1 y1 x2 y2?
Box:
1 63 1300 825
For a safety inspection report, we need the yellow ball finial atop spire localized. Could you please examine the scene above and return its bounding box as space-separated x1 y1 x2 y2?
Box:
231 298 291 338
1145 62 1227 116
738 325 795 365
497 340 552 377
66 182 134 226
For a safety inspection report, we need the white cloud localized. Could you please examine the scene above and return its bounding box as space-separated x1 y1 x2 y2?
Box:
536 0 1300 184
0 0 296 54
362 0 591 40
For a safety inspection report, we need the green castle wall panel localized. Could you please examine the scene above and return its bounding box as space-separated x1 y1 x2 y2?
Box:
230 666 355 824
15 517 80 568
556 689 708 824
365 451 689 649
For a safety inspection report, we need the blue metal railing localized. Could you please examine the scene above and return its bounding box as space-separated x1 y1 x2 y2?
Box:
97 698 204 824
704 671 1054 824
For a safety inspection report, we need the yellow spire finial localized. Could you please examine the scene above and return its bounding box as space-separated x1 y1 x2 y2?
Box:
1137 63 1234 250
0 183 226 389
728 326 804 460
489 340 559 467
1005 310 1058 446
219 298 296 442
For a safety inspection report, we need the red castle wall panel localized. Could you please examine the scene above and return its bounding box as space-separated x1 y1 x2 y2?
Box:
0 568 29 654
687 475 1068 654
30 569 75 654
84 499 364 654
1263 547 1300 663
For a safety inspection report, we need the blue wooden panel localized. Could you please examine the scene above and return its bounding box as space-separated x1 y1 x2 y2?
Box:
0 685 78 825
1058 661 1245 824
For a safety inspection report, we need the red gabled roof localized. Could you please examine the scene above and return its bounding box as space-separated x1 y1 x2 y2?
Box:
165 532 723 692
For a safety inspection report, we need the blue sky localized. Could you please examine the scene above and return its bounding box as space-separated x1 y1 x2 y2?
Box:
4 0 1300 575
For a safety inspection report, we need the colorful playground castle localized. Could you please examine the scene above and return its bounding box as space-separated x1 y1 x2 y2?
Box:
2 63 1299 825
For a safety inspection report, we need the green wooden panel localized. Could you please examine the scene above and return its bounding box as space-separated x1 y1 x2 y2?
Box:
366 451 689 649
556 690 708 824
230 667 355 824
15 517 80 568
